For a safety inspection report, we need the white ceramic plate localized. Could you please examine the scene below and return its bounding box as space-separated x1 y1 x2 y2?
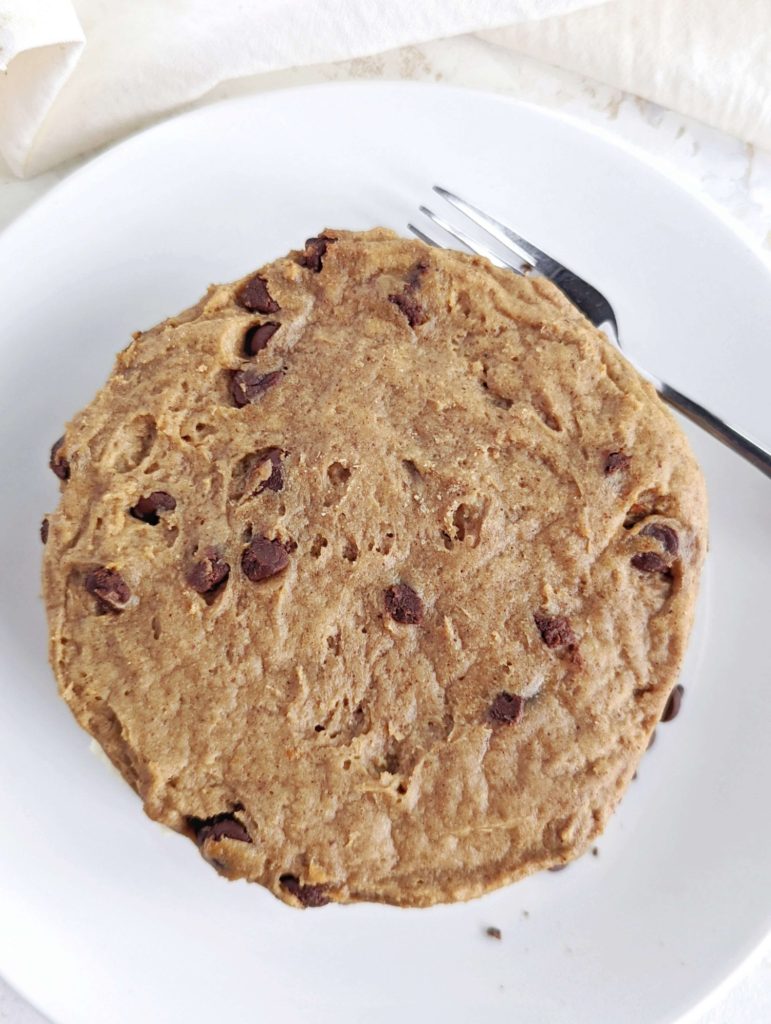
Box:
0 82 769 1024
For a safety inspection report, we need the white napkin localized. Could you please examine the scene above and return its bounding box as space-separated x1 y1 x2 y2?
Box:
0 0 769 178
483 0 771 156
0 0 603 176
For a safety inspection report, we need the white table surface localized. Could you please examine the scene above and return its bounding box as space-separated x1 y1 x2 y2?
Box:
1 32 769 1024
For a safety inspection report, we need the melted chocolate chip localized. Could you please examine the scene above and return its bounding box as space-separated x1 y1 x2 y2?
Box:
85 567 131 612
661 684 684 723
242 535 289 582
488 691 525 725
640 523 679 555
49 436 70 481
40 518 49 544
230 368 284 407
188 550 230 594
190 813 252 846
389 290 427 327
299 235 337 272
389 260 430 326
604 451 631 475
631 551 670 574
406 258 429 288
254 448 284 494
236 274 279 313
384 583 424 625
130 491 176 525
279 874 330 907
244 321 280 356
534 613 576 649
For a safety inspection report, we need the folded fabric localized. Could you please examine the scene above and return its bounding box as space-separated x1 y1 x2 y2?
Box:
0 0 769 179
0 0 85 175
483 0 771 157
0 0 601 176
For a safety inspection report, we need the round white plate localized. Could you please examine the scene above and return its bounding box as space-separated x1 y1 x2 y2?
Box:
0 82 769 1024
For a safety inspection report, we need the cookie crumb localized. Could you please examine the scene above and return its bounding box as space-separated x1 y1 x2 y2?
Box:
485 926 502 940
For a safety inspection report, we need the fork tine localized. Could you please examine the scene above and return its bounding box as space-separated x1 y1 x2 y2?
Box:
433 186 544 270
418 206 521 273
407 223 443 248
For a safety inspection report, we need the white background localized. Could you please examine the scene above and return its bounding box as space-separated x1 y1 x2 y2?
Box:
0 33 769 1024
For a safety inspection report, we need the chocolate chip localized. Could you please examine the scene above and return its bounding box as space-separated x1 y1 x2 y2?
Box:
188 549 230 594
49 436 70 481
406 258 429 288
661 684 684 723
254 448 284 494
236 274 279 313
604 451 631 475
548 863 568 872
40 518 49 544
129 491 176 525
85 567 131 612
244 321 280 356
488 691 525 725
647 729 657 750
640 523 679 555
242 535 289 582
299 235 336 272
279 874 330 908
384 583 424 624
534 613 577 648
631 551 670 574
389 260 430 326
230 368 284 407
190 813 252 846
389 291 427 327
485 926 502 940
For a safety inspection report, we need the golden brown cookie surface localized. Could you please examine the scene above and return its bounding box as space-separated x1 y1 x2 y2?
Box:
42 229 707 907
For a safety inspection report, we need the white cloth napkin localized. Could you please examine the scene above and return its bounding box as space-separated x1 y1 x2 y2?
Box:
0 0 769 178
0 0 604 176
485 0 771 156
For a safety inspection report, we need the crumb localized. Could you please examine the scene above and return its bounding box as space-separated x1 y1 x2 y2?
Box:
485 926 502 940
592 846 599 856
522 910 529 918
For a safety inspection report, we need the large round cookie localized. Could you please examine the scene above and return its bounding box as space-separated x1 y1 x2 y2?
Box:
42 229 707 907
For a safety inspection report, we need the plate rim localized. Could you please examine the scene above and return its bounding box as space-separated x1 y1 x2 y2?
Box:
2 78 770 282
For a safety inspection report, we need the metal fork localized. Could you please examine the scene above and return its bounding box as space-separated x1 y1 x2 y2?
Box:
409 186 771 479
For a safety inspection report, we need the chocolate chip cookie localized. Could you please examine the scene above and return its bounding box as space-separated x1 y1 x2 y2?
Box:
42 229 707 907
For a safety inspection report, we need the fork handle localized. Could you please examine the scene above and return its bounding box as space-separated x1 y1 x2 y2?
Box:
657 380 771 479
